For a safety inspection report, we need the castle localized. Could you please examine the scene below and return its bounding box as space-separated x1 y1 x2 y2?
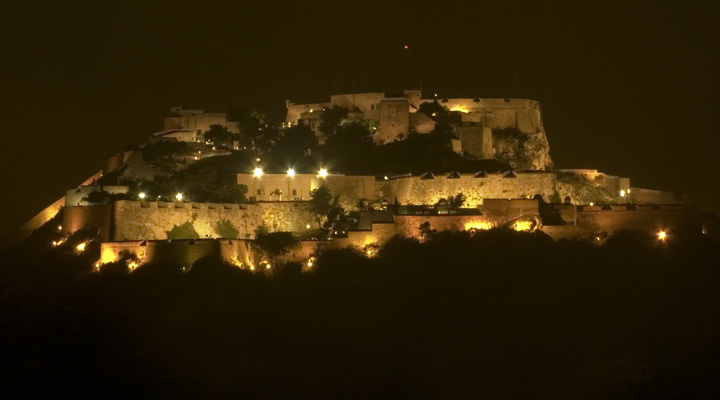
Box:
11 90 716 270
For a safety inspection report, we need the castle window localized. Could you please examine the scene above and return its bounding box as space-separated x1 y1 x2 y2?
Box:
292 189 297 196
371 103 379 110
256 189 262 195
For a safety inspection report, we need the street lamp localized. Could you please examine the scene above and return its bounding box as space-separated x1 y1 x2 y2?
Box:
138 192 146 199
253 167 263 178
318 168 328 178
175 193 183 201
287 168 296 178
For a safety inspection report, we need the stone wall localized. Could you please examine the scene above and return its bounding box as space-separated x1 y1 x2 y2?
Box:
376 98 410 143
111 200 314 241
576 205 703 236
379 172 557 207
238 173 377 211
62 204 113 241
455 123 493 159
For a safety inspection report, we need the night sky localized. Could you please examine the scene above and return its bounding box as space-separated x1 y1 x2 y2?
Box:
1 1 718 237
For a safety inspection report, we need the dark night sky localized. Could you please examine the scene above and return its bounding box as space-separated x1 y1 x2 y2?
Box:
1 1 718 236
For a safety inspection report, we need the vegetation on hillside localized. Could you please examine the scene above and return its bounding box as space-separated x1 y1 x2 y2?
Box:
2 222 720 398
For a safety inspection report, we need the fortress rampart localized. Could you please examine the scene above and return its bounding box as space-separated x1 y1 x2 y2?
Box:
379 172 558 206
97 201 710 270
112 200 314 241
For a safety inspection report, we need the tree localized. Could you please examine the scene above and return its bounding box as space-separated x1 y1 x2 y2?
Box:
310 186 333 227
253 231 299 264
215 219 240 238
228 107 266 150
203 125 233 149
265 123 317 167
166 222 200 239
417 100 447 119
319 105 348 136
448 193 466 209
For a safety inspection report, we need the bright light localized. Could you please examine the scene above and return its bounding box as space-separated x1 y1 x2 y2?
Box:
57 225 62 231
318 168 328 178
127 260 138 270
175 193 183 201
404 45 408 49
449 106 468 113
658 230 667 241
76 242 87 252
620 190 626 197
266 264 271 269
306 224 311 229
253 167 263 178
384 176 388 180
287 168 296 178
513 221 533 232
465 221 494 231
139 192 146 199
589 202 594 206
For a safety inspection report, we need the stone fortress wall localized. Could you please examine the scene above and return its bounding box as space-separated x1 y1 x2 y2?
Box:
238 173 376 210
378 172 559 207
111 200 314 241
96 200 711 271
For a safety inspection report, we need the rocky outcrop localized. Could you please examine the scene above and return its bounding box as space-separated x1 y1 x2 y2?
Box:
492 127 553 171
443 98 553 170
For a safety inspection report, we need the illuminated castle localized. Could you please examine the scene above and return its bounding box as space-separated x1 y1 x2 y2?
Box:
9 93 715 270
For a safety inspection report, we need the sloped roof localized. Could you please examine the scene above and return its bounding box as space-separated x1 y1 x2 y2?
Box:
152 129 193 137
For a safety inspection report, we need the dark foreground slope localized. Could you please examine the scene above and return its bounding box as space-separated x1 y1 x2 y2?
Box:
1 228 720 399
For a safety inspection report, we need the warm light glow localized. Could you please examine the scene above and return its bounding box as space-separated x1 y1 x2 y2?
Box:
287 168 296 178
76 242 87 252
657 230 667 241
139 192 146 199
513 221 533 232
384 176 388 180
404 45 408 49
306 224 311 229
127 259 138 270
57 225 62 231
620 189 626 197
175 193 183 201
318 168 328 178
589 202 594 206
449 106 468 113
250 265 255 271
266 264 271 269
253 167 263 178
465 221 494 231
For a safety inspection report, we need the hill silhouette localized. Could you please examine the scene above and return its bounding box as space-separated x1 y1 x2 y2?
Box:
1 227 719 399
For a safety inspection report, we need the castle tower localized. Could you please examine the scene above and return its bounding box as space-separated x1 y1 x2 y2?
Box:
375 98 410 144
